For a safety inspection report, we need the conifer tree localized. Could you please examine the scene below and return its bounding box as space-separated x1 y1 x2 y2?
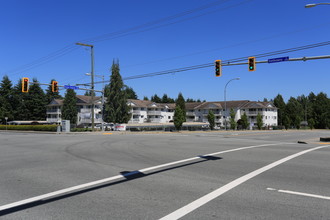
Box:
207 110 215 130
25 78 47 120
45 79 62 103
0 75 14 121
62 89 78 124
104 60 131 123
174 106 185 131
175 92 186 122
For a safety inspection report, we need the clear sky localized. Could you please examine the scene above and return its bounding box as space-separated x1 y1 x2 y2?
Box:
1 0 330 102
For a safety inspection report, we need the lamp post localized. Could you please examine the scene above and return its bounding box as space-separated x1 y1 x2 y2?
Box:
86 73 105 131
76 42 95 131
305 3 330 8
224 78 240 130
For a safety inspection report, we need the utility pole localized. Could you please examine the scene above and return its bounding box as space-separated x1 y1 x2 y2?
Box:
76 43 95 131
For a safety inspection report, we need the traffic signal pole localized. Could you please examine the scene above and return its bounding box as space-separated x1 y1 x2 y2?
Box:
220 55 330 67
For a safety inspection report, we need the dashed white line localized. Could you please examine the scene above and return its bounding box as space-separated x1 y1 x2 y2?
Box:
267 188 330 200
159 145 330 220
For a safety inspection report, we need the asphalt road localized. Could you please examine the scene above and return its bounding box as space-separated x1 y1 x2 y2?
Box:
0 130 329 219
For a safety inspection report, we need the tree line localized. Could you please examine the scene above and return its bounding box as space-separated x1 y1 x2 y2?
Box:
273 93 330 129
1 65 330 130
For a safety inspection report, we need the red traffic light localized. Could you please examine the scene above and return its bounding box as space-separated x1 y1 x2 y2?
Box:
22 77 29 93
52 81 58 92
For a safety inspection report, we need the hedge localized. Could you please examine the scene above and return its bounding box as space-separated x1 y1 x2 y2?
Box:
0 125 57 131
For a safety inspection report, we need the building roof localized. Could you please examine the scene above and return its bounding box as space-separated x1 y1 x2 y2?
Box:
47 95 101 106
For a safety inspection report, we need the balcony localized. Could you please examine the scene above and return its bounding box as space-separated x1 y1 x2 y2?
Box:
132 110 141 115
147 111 162 115
46 109 61 114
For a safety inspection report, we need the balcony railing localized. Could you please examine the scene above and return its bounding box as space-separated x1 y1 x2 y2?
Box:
147 111 162 115
46 109 61 114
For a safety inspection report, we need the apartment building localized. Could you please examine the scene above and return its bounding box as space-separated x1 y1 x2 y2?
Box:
46 95 103 125
46 96 277 128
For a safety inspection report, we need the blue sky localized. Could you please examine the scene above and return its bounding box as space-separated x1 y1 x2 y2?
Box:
1 0 330 102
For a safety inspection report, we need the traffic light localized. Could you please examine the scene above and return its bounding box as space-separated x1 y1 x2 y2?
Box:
52 81 58 92
22 77 29 93
248 57 256 71
215 60 222 77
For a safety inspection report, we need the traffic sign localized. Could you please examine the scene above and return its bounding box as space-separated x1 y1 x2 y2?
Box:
268 56 289 63
64 85 79 90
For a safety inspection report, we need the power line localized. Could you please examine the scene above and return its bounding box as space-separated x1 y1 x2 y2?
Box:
86 41 330 84
3 0 237 76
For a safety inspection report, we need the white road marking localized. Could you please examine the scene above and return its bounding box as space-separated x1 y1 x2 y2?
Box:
159 145 330 220
0 143 285 212
267 188 330 200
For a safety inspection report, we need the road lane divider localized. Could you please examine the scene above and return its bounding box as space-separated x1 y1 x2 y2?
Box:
267 188 330 200
159 145 330 220
0 142 291 213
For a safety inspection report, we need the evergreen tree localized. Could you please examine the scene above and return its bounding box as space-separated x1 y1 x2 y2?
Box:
175 92 186 122
256 113 263 130
12 79 30 120
241 112 249 129
273 94 286 127
151 94 162 103
313 92 330 129
26 78 47 120
229 108 237 130
162 94 169 103
286 97 303 128
174 106 185 131
207 110 215 130
0 75 14 121
62 89 78 124
125 86 138 99
104 60 131 123
143 96 149 101
45 79 62 103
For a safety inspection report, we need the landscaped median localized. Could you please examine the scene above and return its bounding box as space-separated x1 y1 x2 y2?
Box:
0 125 58 131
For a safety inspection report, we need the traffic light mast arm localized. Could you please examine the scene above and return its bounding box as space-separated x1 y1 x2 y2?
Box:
220 55 330 66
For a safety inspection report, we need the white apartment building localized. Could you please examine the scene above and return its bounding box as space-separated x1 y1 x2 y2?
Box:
46 96 277 128
127 99 277 128
46 95 103 125
127 99 175 124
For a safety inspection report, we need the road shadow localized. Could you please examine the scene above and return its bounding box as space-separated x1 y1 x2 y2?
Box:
1 155 222 216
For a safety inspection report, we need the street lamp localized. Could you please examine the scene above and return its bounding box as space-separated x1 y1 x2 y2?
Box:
86 73 105 132
76 42 95 131
305 3 330 8
224 78 240 130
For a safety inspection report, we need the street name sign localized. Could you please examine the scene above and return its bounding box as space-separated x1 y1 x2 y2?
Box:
64 85 79 90
268 56 289 63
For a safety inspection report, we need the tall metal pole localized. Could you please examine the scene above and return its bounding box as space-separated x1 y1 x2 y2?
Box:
91 45 95 132
224 78 240 130
76 42 95 131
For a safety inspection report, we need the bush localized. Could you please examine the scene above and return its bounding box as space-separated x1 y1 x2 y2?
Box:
0 125 57 131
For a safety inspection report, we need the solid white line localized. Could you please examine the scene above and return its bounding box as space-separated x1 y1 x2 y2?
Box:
278 189 330 200
159 145 330 220
0 142 289 212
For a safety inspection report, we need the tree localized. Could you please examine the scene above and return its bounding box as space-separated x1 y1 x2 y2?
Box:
104 60 131 124
62 89 78 124
207 110 215 130
241 112 249 129
143 96 149 101
0 75 14 121
256 113 263 130
174 106 185 131
12 79 29 120
125 86 138 99
308 118 315 130
26 78 47 120
286 97 303 128
151 94 162 103
175 92 186 122
229 108 237 130
45 79 62 103
161 94 175 103
283 115 291 130
273 94 286 127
